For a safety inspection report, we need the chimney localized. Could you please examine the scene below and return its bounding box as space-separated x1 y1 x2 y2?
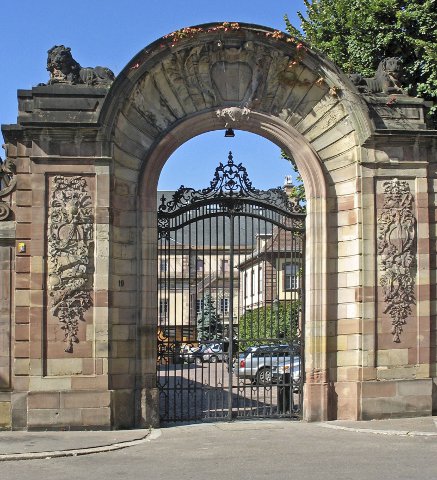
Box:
284 175 293 196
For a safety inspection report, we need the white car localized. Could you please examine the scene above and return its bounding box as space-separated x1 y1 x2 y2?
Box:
235 345 296 385
271 356 302 392
184 342 225 364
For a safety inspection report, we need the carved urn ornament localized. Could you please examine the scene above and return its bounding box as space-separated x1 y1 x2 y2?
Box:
47 176 94 352
377 178 416 342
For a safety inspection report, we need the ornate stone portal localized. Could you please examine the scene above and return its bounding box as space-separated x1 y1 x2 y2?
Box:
0 23 436 430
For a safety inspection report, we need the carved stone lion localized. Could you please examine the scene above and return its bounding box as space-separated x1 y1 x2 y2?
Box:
46 45 115 86
350 57 404 95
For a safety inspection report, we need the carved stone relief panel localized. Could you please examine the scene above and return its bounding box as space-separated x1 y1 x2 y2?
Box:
128 40 325 133
377 178 416 343
210 61 252 102
216 106 251 128
46 176 94 359
0 245 12 389
0 152 16 221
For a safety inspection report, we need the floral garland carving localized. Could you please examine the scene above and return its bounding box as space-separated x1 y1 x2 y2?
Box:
377 179 416 343
47 176 94 353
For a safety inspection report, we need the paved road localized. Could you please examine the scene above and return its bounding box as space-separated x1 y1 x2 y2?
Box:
2 421 436 480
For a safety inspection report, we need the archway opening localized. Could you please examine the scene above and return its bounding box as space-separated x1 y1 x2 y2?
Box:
158 131 300 190
134 112 329 425
155 131 306 422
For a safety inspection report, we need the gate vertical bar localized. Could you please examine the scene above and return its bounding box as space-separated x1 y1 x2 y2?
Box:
227 213 234 420
299 229 305 414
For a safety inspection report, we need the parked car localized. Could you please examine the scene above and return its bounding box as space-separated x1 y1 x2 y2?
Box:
272 356 302 414
184 342 225 364
235 344 298 385
271 356 302 391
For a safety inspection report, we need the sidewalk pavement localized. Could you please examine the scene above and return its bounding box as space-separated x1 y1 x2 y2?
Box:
0 428 152 461
0 416 435 462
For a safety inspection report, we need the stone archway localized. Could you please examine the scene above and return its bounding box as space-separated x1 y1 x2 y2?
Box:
137 112 330 424
1 22 435 430
100 23 371 426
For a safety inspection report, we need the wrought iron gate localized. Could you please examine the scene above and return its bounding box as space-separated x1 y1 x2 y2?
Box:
157 152 305 422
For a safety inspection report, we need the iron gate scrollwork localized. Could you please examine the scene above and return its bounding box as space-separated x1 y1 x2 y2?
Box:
157 152 305 422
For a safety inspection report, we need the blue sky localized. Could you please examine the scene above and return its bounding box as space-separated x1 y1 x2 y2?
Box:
1 0 306 189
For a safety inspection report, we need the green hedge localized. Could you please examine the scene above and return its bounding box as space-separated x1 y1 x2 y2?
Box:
238 300 301 349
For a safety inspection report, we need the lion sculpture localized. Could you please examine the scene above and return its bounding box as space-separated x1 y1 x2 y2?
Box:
349 57 404 95
46 45 115 86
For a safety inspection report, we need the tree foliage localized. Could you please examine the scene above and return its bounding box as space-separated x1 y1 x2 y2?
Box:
196 294 224 342
285 0 437 122
238 301 300 349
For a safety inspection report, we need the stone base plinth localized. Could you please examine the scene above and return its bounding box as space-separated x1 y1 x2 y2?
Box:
334 381 360 420
361 379 433 420
433 378 437 414
2 379 436 429
303 383 330 421
26 390 112 430
0 392 11 430
2 389 137 431
111 389 136 429
334 379 433 420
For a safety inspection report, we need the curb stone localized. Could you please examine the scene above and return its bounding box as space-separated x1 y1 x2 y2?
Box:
0 429 161 462
317 423 437 437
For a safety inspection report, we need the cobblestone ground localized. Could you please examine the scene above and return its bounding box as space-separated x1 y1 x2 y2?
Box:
158 361 301 422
